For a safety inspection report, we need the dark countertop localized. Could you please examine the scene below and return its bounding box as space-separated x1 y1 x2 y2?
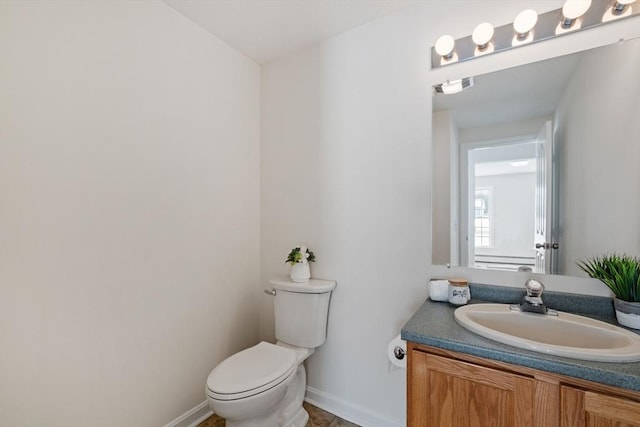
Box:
401 283 640 392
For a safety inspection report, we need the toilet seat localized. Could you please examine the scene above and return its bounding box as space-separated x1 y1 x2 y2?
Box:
206 342 297 401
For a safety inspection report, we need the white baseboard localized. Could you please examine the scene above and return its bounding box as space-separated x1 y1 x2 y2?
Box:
304 386 402 427
163 401 212 427
164 389 400 427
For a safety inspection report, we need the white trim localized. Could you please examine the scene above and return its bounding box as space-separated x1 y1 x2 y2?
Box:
163 401 213 427
304 386 402 427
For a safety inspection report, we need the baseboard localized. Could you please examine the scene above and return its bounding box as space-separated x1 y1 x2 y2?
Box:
304 386 402 427
163 388 400 427
163 401 212 427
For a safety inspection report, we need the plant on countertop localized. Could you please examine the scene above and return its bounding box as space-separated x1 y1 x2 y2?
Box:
577 254 640 302
285 245 316 265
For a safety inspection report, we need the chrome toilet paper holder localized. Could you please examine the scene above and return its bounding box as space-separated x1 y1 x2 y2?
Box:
393 346 406 360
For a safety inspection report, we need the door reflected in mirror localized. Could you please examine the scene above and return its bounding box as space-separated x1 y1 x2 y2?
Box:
463 139 538 272
432 37 640 277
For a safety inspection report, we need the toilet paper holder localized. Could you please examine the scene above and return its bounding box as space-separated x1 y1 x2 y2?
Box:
393 346 406 360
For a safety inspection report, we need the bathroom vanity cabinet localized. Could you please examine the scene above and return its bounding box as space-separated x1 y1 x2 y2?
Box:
561 386 640 427
407 342 640 427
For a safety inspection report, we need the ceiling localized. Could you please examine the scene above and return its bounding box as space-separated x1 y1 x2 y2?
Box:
433 50 582 129
476 159 537 176
163 0 422 64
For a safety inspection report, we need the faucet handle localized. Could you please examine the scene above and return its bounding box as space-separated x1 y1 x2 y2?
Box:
525 279 544 298
522 279 547 313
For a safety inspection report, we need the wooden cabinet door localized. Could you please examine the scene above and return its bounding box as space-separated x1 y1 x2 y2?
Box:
409 350 535 427
561 386 640 427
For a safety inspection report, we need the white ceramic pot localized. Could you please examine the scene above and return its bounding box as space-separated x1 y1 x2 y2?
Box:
614 298 640 330
290 262 310 283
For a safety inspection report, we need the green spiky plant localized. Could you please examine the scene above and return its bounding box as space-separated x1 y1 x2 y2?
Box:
577 254 640 302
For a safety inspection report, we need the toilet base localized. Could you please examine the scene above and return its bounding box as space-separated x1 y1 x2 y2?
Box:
286 406 309 427
277 364 308 427
225 411 279 427
224 408 307 427
214 363 309 427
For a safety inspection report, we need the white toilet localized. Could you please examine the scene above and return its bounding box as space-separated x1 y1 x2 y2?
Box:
206 277 336 427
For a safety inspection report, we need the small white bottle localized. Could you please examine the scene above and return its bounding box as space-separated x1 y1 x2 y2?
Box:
448 278 470 306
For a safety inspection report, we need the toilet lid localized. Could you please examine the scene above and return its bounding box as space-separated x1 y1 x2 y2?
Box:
207 342 296 398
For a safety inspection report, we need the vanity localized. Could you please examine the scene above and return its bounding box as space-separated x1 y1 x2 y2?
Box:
420 4 640 424
401 285 640 427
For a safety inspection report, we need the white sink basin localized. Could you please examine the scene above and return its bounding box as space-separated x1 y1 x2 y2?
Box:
454 304 640 362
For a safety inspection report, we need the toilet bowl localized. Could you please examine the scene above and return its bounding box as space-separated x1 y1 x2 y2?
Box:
206 341 312 427
205 277 336 427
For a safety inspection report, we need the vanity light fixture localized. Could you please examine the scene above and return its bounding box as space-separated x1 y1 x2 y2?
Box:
511 160 530 167
561 0 592 28
430 0 639 69
513 9 538 40
433 77 474 95
435 34 455 59
472 22 495 52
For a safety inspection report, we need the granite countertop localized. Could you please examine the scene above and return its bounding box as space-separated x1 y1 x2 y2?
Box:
401 283 640 392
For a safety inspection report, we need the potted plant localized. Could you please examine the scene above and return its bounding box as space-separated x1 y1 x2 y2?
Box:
285 245 316 283
577 254 640 330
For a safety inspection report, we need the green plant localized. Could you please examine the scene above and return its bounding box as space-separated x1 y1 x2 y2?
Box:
577 254 640 302
285 245 316 265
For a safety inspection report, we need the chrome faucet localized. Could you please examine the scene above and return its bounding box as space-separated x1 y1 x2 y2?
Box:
508 279 558 315
509 279 558 315
522 279 547 314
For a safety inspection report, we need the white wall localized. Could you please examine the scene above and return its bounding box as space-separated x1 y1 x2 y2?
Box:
0 1 260 426
555 38 640 275
261 12 431 424
459 116 550 144
261 1 640 426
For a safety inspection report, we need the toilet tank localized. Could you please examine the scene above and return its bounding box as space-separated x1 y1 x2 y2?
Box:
269 278 336 348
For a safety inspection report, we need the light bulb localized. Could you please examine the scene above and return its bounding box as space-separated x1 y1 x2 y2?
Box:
563 0 592 18
472 22 494 49
513 9 538 38
441 79 464 95
435 35 455 58
562 0 592 27
434 77 473 95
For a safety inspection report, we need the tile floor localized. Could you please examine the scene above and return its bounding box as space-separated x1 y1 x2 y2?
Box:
197 402 360 427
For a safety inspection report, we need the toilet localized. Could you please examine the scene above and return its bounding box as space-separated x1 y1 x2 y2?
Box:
206 277 336 427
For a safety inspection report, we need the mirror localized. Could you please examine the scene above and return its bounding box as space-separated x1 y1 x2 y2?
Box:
432 37 640 277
